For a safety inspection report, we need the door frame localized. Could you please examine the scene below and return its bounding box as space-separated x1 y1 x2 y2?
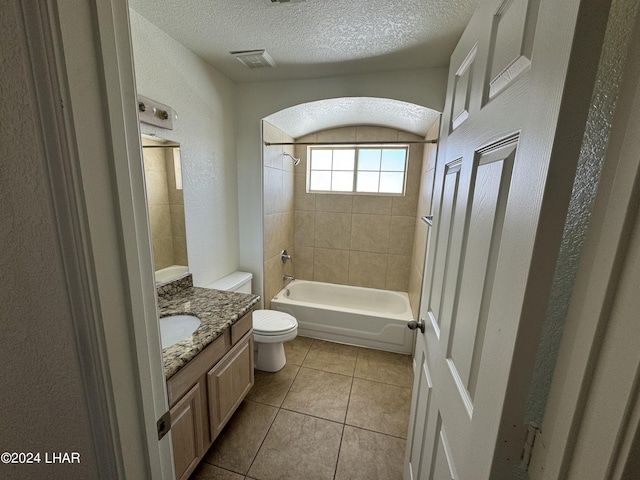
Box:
529 10 640 478
18 1 173 478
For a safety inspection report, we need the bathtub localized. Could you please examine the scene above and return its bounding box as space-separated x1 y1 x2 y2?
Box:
155 265 189 284
270 280 414 354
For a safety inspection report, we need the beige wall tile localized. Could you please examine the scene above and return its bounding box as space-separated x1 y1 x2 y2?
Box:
152 236 173 270
264 213 281 259
388 216 415 256
264 254 284 308
424 118 441 173
282 210 295 252
149 204 172 239
173 236 188 265
411 220 428 276
356 126 398 142
317 126 356 143
350 214 391 253
283 168 295 212
348 251 387 289
315 194 353 213
405 143 424 177
293 245 314 280
315 211 351 249
264 166 283 216
295 210 315 247
386 254 411 292
294 173 315 211
263 121 283 170
352 195 393 215
170 204 186 237
314 248 350 284
142 146 166 172
144 169 169 205
391 172 419 216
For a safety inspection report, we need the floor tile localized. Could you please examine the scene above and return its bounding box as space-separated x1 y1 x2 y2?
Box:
246 364 299 407
202 400 278 475
346 378 412 438
281 367 352 422
334 426 406 480
248 410 343 480
354 348 413 387
302 339 358 376
190 463 245 480
283 336 313 365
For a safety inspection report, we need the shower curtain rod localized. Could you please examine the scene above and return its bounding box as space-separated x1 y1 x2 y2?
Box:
264 139 438 146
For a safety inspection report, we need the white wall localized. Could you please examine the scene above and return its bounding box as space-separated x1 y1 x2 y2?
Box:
130 10 240 287
236 68 448 300
0 2 98 478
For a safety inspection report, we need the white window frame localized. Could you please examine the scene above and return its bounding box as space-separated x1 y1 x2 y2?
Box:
306 144 409 196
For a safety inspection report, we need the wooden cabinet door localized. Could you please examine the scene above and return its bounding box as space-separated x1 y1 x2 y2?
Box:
169 381 204 480
207 332 254 441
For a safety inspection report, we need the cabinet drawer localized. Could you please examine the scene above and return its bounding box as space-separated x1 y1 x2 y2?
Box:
231 312 252 345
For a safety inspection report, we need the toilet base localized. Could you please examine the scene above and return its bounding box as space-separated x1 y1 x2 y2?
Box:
254 341 286 372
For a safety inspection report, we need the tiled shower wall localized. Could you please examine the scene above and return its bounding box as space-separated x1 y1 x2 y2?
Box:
407 119 440 318
263 121 295 308
142 139 187 271
292 126 427 293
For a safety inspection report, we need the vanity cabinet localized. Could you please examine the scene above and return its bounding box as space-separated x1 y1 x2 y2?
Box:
166 312 254 480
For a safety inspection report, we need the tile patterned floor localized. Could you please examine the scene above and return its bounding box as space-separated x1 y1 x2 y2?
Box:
191 337 414 480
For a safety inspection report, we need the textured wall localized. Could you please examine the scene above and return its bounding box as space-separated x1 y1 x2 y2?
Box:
408 118 440 319
0 2 98 478
263 121 296 307
526 0 640 425
130 10 239 287
290 125 424 292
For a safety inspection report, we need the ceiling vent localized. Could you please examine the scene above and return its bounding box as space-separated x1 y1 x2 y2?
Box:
230 50 277 69
265 0 306 4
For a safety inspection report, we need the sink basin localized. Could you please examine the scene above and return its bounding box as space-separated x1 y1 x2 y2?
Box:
159 315 201 349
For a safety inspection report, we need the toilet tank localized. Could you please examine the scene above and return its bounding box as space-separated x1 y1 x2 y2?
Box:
204 271 253 294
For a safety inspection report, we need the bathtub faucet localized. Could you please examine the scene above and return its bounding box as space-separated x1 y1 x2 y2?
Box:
283 275 295 285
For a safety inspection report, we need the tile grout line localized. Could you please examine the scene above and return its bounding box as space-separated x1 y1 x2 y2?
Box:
332 348 359 480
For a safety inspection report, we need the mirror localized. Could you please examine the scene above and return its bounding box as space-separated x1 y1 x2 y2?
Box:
141 135 188 283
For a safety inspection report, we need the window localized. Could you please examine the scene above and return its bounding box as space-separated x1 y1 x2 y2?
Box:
307 146 408 195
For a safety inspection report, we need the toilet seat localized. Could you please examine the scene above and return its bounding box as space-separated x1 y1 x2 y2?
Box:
252 310 298 344
253 310 297 335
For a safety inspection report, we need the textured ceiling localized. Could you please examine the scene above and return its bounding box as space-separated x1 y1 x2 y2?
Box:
129 0 479 83
265 97 441 138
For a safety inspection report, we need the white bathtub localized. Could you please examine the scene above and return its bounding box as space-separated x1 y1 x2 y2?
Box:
155 265 188 284
270 280 415 354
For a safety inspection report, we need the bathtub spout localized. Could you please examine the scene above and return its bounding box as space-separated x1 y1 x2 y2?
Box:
283 275 295 285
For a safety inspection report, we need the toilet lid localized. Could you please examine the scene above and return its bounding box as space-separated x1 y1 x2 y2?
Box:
253 310 297 334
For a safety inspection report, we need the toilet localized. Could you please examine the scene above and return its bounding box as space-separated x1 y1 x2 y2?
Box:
204 272 297 372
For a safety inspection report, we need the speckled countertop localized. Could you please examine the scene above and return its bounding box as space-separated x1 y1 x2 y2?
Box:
157 274 260 380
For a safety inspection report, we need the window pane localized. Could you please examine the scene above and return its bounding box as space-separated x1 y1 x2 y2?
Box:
333 149 355 170
311 150 332 170
381 149 406 171
332 171 354 191
357 172 380 192
358 149 381 170
310 171 331 191
379 172 404 193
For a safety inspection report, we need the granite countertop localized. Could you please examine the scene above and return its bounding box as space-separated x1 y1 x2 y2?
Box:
157 275 260 380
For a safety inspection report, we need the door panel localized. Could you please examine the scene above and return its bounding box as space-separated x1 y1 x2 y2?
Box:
404 0 599 476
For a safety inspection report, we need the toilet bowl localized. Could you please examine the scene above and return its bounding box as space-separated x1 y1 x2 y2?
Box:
252 310 298 372
204 271 297 372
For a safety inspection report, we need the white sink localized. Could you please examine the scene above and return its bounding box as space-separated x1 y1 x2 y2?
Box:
159 315 201 349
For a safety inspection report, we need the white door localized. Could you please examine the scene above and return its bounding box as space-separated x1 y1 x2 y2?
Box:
404 0 607 478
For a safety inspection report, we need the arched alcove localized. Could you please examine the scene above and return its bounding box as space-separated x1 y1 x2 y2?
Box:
260 97 441 314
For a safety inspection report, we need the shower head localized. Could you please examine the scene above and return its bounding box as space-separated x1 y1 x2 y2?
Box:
283 152 301 166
